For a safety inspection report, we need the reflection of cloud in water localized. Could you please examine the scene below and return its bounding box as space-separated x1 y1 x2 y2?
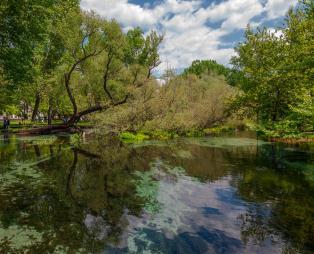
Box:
84 214 110 240
106 161 285 253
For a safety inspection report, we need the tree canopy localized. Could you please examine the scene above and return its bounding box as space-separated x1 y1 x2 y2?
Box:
230 0 314 134
183 59 230 78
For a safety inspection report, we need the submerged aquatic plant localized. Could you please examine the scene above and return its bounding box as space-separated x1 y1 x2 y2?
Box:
133 160 192 215
134 170 161 214
0 224 43 252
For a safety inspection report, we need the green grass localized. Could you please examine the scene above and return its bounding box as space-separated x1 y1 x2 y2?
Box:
119 132 150 142
203 126 235 135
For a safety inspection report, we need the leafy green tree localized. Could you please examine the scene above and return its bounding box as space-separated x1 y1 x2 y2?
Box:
29 1 80 122
24 10 163 133
231 1 313 133
183 60 230 78
0 0 80 120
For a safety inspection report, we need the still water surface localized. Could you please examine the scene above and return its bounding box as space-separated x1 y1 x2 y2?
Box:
0 133 313 254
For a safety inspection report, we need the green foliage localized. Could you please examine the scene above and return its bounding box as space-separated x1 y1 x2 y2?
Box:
70 133 82 146
204 126 235 135
183 59 230 78
231 1 314 136
185 129 205 137
0 0 79 84
0 4 163 128
1 0 312 142
148 130 179 140
120 130 181 141
256 121 314 139
98 73 237 135
119 132 150 142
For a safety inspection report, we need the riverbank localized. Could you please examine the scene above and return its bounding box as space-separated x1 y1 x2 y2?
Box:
2 120 313 144
255 127 314 144
0 120 93 135
118 126 314 144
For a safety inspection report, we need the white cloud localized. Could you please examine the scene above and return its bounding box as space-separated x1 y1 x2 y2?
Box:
204 0 263 23
268 28 284 38
81 0 157 28
265 0 298 19
81 0 294 72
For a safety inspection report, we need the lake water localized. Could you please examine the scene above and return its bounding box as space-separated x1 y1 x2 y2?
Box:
0 133 313 254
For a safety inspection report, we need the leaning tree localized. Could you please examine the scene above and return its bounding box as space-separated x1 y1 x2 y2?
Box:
27 10 163 134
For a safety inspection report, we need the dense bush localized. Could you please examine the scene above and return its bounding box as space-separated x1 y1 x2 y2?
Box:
96 73 237 134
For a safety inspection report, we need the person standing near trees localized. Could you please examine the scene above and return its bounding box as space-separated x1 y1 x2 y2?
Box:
3 116 10 130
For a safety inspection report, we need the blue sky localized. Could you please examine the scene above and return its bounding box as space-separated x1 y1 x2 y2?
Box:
81 0 298 72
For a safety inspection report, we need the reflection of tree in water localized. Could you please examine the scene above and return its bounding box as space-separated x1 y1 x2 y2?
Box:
1 136 314 253
0 138 147 253
64 146 144 245
231 143 314 253
0 137 244 253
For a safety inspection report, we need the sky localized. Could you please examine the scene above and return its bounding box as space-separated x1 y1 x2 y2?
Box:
80 0 298 73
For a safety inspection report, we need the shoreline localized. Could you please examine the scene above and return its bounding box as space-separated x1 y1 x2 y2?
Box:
2 127 314 144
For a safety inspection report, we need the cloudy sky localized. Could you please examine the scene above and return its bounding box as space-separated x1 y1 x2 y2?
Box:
81 0 298 72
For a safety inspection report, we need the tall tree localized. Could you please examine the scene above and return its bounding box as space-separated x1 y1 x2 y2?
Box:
230 0 313 131
0 0 80 120
27 11 163 133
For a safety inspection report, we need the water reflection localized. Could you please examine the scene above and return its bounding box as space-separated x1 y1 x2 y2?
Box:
3 131 9 144
0 134 313 253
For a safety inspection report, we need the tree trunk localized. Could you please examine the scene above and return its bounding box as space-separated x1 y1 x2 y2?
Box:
18 100 126 135
23 102 29 120
32 93 41 122
34 145 41 157
19 48 128 135
48 98 53 125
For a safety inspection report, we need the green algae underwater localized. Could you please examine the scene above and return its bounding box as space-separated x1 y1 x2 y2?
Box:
0 133 313 254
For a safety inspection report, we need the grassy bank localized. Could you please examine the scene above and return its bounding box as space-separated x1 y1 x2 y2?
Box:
244 123 314 144
119 126 240 143
118 121 314 144
0 120 93 134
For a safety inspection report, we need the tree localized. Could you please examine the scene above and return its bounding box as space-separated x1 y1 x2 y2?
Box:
230 0 313 132
0 0 80 121
183 60 230 78
25 11 163 134
98 73 237 133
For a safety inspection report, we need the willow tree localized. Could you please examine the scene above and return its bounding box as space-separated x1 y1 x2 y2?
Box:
28 10 162 134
